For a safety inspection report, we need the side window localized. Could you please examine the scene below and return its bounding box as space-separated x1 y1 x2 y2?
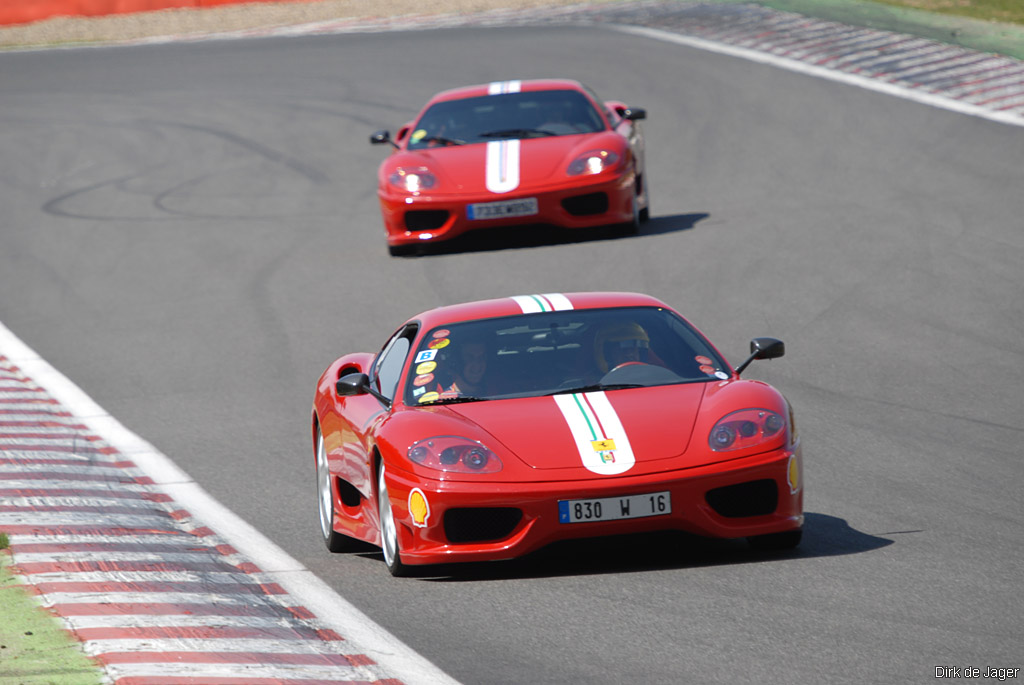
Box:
372 325 417 402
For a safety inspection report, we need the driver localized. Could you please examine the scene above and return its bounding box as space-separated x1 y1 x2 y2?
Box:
594 322 650 374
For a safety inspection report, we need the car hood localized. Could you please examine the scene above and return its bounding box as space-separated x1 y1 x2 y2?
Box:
391 132 625 195
445 384 713 477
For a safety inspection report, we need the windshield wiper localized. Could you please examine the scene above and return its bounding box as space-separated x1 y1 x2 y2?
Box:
547 383 644 396
420 135 465 146
478 128 557 139
424 395 488 405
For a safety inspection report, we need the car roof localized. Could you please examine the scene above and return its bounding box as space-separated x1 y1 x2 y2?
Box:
427 79 590 105
410 292 673 330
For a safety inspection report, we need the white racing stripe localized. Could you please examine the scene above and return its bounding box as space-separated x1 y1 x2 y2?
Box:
81 638 360 656
511 293 574 313
485 80 523 194
64 614 323 630
553 392 635 476
485 139 520 194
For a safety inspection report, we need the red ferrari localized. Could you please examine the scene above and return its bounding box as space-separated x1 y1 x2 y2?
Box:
370 79 649 255
312 292 803 576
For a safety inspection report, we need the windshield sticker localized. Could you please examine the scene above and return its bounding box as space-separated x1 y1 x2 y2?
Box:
411 129 427 144
418 391 439 404
416 360 437 374
695 355 713 366
512 293 574 314
428 337 450 350
413 373 435 387
554 392 635 475
699 365 716 374
412 386 426 397
409 488 430 527
432 329 450 339
414 349 438 364
715 371 730 380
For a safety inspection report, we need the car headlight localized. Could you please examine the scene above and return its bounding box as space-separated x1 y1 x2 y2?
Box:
388 167 437 193
407 436 502 473
567 150 620 176
708 409 786 452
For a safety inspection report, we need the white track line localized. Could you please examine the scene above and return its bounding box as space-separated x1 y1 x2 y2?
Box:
0 319 460 685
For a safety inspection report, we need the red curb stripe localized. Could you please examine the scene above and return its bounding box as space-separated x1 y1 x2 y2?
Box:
2 525 198 537
111 678 400 685
0 471 149 483
32 581 288 595
0 488 172 501
0 459 136 468
0 420 88 428
1 505 168 517
0 444 119 454
77 625 341 641
10 541 205 554
0 398 58 404
52 603 310 618
0 432 101 440
15 560 246 574
97 652 365 666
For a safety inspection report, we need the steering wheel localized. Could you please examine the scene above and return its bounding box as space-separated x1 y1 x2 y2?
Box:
609 361 647 373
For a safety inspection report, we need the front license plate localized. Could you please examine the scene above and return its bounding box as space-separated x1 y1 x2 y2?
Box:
467 197 539 220
558 491 671 524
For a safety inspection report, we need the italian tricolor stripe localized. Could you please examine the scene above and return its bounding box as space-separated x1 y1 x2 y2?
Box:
553 392 635 475
511 293 574 313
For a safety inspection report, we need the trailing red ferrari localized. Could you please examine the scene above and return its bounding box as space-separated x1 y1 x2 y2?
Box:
312 292 803 576
370 79 648 255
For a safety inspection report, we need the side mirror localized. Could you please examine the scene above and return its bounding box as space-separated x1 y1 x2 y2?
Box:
370 130 398 149
336 372 371 397
622 107 646 121
734 337 785 376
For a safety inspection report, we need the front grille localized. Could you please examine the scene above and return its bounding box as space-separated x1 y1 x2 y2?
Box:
705 479 778 518
444 507 523 543
404 210 449 232
561 192 608 216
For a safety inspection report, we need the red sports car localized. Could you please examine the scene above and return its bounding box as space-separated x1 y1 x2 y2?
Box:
312 292 803 576
370 79 649 255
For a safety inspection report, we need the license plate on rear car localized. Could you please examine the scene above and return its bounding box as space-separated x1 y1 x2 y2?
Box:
467 197 539 220
558 491 671 524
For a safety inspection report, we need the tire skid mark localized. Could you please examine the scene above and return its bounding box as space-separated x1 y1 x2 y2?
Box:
0 354 405 684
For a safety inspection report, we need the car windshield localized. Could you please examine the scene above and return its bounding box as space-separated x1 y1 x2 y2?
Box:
404 307 730 406
407 89 606 150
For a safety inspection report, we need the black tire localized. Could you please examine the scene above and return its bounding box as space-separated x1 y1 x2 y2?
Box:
388 243 417 257
377 464 411 577
316 427 357 553
747 529 802 551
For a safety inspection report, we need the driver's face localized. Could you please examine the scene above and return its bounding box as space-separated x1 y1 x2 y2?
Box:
461 343 487 384
610 344 641 366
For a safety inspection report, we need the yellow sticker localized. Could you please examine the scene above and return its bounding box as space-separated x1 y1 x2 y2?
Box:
416 361 437 375
411 129 427 142
409 488 430 527
591 439 617 452
428 338 450 350
418 391 439 404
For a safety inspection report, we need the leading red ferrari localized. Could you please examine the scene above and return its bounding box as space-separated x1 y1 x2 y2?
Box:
312 292 802 576
370 79 648 255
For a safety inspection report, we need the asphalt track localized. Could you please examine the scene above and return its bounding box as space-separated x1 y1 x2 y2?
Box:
1 13 1023 685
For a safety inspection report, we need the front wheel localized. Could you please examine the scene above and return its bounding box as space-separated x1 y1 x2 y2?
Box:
377 464 411 576
316 427 356 553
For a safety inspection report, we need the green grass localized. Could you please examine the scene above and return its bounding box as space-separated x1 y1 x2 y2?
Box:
874 0 1024 26
0 549 103 685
